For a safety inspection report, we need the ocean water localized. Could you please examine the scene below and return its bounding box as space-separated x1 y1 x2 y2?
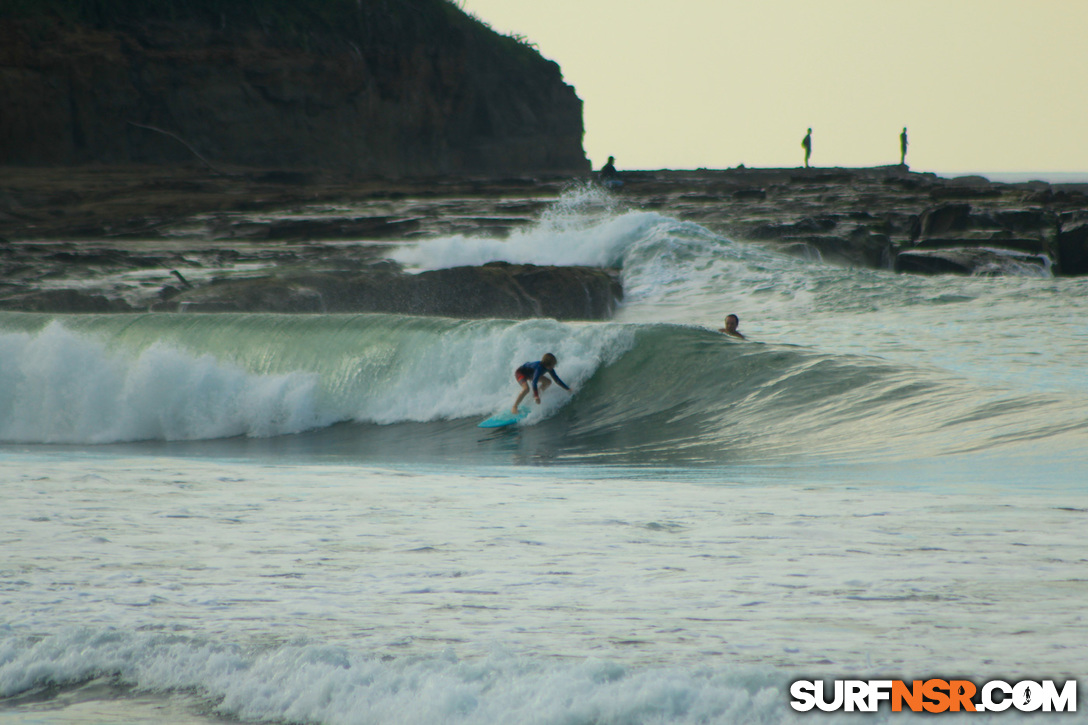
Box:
2 187 1086 724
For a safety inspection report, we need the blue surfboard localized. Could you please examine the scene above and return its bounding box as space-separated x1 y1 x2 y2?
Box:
478 407 529 428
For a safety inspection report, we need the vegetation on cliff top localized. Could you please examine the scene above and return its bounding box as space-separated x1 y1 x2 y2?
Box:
1 0 542 63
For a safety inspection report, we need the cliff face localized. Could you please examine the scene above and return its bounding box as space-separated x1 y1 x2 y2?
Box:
0 1 589 175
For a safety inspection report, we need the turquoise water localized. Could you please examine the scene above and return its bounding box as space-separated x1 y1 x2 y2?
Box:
2 188 1086 723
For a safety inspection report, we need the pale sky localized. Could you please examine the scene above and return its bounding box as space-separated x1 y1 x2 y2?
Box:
458 0 1088 174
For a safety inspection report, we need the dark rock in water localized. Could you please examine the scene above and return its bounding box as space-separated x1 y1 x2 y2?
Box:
494 263 620 319
790 172 854 184
171 277 328 313
882 176 925 190
154 263 622 320
930 181 1003 200
780 242 826 263
895 248 1050 276
1056 221 1088 276
731 188 767 200
749 216 838 240
946 175 993 187
993 209 1053 232
852 233 895 268
778 233 891 268
911 237 1047 255
911 203 973 241
0 289 133 312
263 217 422 241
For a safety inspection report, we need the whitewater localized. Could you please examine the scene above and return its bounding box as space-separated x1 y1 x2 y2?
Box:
2 187 1086 724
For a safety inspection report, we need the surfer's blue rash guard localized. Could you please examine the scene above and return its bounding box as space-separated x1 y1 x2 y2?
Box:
517 361 570 395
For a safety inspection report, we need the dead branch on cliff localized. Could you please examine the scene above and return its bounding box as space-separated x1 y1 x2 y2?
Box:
127 122 237 176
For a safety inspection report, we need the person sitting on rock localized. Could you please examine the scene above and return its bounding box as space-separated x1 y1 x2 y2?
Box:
512 353 571 413
599 156 622 188
718 314 745 339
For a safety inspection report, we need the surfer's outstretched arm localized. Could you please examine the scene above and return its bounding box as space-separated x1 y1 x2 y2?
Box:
547 369 571 392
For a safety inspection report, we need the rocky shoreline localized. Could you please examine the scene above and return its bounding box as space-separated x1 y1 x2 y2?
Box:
2 164 1087 317
625 166 1088 276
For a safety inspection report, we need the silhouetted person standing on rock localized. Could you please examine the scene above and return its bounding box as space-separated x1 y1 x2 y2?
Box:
900 127 909 166
801 129 812 168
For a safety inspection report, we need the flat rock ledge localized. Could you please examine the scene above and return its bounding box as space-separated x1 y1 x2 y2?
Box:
139 262 622 319
0 262 621 320
5 166 1088 284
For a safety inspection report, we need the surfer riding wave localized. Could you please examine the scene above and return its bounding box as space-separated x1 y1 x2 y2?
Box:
512 352 571 414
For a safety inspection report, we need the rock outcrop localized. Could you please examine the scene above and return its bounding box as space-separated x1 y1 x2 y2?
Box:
894 247 1051 276
0 288 131 313
0 233 622 319
1056 219 1088 276
151 262 622 319
0 0 589 176
4 166 1088 303
604 167 1088 275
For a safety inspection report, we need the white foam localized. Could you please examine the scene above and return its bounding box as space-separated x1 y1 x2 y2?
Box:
0 322 325 443
3 456 1087 723
0 629 794 725
389 187 805 315
391 209 666 271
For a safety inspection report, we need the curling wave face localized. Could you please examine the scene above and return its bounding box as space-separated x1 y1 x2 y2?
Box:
1 312 1083 468
0 313 630 444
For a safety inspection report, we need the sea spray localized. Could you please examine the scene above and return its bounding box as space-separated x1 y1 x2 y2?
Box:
388 184 805 312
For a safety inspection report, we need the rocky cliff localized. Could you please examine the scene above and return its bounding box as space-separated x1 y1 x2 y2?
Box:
0 0 589 175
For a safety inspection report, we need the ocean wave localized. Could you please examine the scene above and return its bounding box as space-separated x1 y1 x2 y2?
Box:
388 184 785 307
0 319 326 443
0 313 632 444
1 312 1082 464
0 628 798 725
